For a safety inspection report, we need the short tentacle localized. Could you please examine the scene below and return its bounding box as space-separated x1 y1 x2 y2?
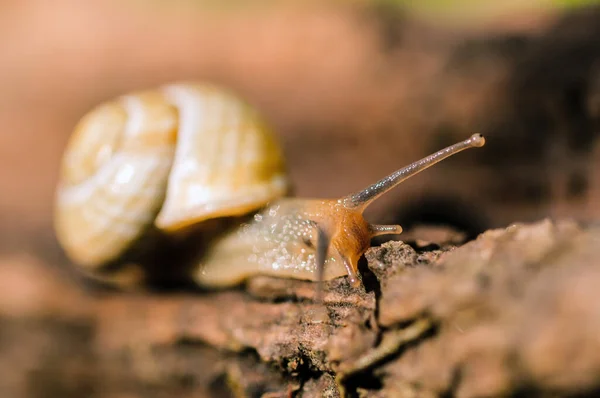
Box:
370 224 403 237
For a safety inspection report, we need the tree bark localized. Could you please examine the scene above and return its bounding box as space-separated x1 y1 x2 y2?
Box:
2 219 600 397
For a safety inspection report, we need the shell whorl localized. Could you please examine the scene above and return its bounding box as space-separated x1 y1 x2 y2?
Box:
155 83 289 231
54 82 289 270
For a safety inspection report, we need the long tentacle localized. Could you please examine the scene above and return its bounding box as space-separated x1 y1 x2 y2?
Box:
343 134 485 211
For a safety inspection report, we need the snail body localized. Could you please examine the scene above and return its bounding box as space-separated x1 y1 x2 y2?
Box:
196 133 485 288
54 81 485 289
196 198 368 287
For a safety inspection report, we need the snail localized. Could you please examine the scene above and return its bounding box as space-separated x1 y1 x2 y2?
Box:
53 81 485 291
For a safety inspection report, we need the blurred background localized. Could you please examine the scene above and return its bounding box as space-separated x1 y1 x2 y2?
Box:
1 1 600 397
0 0 599 262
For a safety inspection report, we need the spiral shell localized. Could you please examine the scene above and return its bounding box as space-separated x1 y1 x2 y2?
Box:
54 82 289 270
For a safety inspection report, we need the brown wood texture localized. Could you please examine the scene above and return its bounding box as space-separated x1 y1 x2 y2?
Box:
2 220 600 397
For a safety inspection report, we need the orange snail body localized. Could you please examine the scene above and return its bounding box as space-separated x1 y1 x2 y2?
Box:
54 81 485 289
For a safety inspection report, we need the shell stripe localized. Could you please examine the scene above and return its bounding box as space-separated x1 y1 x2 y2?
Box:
72 156 172 262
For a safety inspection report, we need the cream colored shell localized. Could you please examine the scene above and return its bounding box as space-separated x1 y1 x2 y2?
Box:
54 82 289 270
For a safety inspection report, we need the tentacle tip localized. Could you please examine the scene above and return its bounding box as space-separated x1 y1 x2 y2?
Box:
469 133 485 147
309 305 330 323
314 288 324 305
347 274 361 288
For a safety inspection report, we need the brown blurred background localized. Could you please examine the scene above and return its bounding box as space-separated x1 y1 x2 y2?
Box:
1 0 599 265
1 1 600 397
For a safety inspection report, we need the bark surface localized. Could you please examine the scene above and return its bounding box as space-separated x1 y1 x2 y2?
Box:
2 219 600 397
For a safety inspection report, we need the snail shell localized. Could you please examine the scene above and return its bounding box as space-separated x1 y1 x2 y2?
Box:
54 82 289 274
